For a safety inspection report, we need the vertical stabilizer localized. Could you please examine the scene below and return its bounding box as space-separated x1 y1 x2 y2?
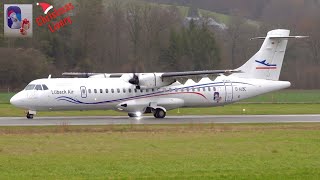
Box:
233 29 290 80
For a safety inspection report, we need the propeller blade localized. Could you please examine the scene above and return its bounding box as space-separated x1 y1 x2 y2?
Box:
129 73 139 85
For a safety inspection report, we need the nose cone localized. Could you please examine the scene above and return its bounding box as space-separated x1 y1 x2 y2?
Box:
10 92 25 108
10 94 19 106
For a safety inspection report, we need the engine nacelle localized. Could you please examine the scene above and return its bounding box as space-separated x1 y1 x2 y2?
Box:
138 73 175 89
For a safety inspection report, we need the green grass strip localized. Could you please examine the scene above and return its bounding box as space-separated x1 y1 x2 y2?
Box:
0 123 320 179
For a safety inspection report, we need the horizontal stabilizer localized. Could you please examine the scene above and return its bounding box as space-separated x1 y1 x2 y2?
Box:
250 36 309 40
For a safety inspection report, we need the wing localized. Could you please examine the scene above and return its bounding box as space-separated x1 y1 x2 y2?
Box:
161 69 241 84
161 69 240 78
62 69 241 85
62 72 123 78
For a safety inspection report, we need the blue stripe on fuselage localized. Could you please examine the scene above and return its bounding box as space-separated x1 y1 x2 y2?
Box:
56 81 254 105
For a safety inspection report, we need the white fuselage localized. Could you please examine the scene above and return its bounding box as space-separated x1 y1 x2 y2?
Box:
10 75 290 113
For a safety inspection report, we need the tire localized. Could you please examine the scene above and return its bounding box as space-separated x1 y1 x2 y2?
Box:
128 113 137 118
153 108 166 118
26 113 34 119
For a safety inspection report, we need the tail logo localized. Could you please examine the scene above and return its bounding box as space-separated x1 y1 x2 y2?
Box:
255 60 277 69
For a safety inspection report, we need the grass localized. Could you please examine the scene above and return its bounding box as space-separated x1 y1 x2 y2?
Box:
156 3 190 17
199 9 260 27
174 104 320 115
0 92 14 104
0 123 320 179
242 90 320 103
199 9 231 23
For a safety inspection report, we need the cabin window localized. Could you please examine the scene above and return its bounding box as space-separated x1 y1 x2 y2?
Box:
35 84 42 90
25 84 35 90
152 88 154 92
123 88 126 93
208 87 211 91
105 89 108 93
100 89 103 93
146 89 149 93
111 89 114 93
94 89 97 93
42 84 49 90
175 88 179 92
88 89 92 93
202 87 205 92
213 87 216 91
192 88 195 92
197 88 200 92
128 89 132 93
117 88 120 93
134 89 137 93
140 89 143 93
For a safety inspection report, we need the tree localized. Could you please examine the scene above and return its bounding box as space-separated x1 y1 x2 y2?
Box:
160 20 220 71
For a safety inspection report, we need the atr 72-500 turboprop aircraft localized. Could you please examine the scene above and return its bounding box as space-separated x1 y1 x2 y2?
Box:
10 29 307 119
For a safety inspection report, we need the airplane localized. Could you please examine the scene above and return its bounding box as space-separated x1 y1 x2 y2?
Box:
10 29 307 119
255 59 277 67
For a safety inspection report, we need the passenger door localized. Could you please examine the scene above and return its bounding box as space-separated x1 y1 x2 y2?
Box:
224 80 233 102
80 86 87 98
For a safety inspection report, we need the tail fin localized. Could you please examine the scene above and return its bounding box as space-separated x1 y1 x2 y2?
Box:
233 29 306 81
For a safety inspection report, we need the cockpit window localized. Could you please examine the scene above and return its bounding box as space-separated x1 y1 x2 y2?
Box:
35 84 42 90
24 84 35 90
42 84 49 90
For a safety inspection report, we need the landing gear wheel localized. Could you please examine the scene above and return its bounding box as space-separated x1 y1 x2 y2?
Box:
153 108 166 118
26 113 34 119
128 113 138 118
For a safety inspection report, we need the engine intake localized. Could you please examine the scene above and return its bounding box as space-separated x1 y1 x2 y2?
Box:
128 73 175 89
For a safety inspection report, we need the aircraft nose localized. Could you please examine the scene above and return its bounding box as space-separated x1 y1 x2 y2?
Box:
10 93 24 107
10 94 19 106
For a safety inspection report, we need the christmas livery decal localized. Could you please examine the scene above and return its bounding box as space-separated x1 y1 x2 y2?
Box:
36 2 74 33
4 4 33 37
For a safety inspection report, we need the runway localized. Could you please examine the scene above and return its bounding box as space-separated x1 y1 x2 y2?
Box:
0 115 320 126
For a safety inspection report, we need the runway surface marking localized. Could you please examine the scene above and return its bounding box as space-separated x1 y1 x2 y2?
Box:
0 115 320 126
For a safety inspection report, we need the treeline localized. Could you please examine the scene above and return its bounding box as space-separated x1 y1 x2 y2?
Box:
0 0 319 90
146 0 320 89
0 0 220 90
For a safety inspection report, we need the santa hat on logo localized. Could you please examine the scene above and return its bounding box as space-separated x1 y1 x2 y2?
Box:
36 2 53 14
7 10 15 18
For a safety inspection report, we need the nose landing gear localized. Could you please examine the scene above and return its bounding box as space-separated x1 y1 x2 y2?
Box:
26 110 36 119
26 113 33 119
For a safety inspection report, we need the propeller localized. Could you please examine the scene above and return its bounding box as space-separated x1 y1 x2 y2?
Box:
129 73 139 85
128 73 141 89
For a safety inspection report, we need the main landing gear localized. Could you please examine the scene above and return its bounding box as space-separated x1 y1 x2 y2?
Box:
127 108 166 118
153 108 166 118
